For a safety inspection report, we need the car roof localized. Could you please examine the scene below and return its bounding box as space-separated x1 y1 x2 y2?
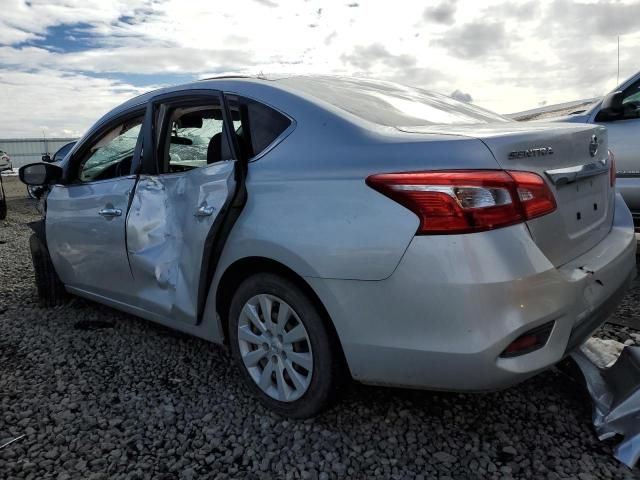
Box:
95 76 300 125
98 75 506 134
89 75 369 137
114 75 303 110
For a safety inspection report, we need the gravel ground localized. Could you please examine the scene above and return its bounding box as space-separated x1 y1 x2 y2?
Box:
1 175 639 480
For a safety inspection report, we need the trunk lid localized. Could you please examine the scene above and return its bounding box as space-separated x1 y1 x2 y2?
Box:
398 122 613 266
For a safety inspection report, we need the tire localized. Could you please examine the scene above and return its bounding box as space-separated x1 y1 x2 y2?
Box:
228 273 343 418
26 185 41 199
29 233 66 307
0 190 6 220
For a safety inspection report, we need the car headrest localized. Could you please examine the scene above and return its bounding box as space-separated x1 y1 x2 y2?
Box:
207 133 221 164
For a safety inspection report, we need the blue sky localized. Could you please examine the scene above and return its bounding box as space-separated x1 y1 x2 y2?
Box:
1 0 639 137
17 21 196 86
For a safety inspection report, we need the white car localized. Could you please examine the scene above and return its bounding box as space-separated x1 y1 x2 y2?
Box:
0 150 12 172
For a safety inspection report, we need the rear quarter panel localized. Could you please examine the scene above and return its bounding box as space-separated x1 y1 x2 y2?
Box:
212 98 503 281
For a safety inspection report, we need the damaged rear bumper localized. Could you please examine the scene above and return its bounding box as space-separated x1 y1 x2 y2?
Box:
308 194 636 391
565 270 635 353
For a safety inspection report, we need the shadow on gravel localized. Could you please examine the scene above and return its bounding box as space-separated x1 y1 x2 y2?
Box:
73 320 115 330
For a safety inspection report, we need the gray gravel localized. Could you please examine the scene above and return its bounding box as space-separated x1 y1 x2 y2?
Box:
1 175 639 479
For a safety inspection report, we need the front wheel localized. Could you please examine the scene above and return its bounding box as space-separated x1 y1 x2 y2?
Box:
29 233 66 307
228 273 343 418
27 185 41 199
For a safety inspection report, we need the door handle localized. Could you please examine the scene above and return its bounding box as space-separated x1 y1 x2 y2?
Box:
194 205 216 217
98 207 122 218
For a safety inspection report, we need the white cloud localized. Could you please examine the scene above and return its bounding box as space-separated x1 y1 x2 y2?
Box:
0 0 640 136
0 45 255 74
0 69 145 137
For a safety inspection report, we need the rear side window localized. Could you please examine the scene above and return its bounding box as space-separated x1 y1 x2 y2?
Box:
225 95 291 159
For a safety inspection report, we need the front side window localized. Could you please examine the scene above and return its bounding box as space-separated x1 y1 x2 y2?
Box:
77 116 142 182
622 80 640 119
156 99 232 173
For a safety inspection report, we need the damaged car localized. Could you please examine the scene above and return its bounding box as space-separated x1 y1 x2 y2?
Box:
19 76 637 417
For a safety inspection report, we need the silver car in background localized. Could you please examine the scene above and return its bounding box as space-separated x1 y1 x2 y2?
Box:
19 76 636 417
514 70 640 233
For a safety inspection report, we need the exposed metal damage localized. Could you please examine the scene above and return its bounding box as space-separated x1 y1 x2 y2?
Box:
571 337 640 468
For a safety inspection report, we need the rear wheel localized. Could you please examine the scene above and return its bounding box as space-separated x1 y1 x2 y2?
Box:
29 233 66 307
228 273 343 418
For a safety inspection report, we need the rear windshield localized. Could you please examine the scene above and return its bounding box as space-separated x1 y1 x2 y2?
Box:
277 76 509 126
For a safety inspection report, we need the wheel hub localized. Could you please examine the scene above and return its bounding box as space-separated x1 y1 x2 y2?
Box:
237 294 313 402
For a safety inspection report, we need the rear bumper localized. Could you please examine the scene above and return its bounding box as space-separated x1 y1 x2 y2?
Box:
565 268 634 352
307 193 636 391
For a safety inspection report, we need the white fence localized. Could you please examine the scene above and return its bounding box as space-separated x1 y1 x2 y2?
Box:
0 138 77 169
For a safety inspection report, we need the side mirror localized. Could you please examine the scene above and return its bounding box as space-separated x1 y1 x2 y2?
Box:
41 154 52 162
595 91 624 122
18 162 63 186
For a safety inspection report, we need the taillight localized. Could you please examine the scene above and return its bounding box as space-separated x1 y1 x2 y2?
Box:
508 171 557 219
366 170 557 235
609 149 616 187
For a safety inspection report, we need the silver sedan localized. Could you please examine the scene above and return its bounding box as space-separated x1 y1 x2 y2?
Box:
19 76 636 417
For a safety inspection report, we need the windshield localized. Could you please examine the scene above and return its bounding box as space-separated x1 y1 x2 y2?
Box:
277 76 509 126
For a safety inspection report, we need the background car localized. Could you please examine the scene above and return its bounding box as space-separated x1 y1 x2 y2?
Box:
0 150 12 172
512 70 640 234
0 150 10 219
27 141 76 199
18 76 636 418
42 141 76 164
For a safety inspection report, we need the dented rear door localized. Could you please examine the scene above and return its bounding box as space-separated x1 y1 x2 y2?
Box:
126 165 236 322
125 90 238 323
